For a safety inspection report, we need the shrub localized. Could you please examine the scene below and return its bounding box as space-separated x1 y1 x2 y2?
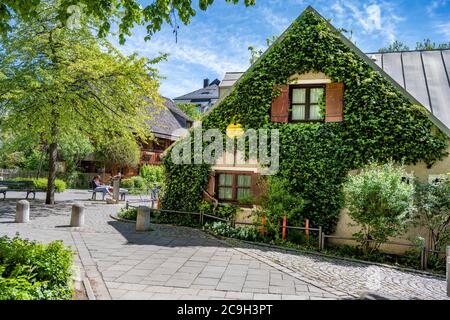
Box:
413 178 450 252
204 222 263 242
11 178 66 193
139 164 164 186
0 235 74 300
216 204 237 220
131 176 146 190
120 178 134 189
118 208 137 221
344 161 415 254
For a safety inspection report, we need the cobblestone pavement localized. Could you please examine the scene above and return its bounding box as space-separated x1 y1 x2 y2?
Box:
228 242 449 300
0 190 447 300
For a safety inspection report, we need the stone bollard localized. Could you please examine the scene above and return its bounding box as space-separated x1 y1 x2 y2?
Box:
70 204 85 227
15 200 30 223
447 246 450 297
113 179 120 201
136 206 151 232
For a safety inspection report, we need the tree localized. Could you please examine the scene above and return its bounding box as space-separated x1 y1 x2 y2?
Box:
98 136 141 169
416 38 450 50
413 179 450 253
0 0 163 204
0 0 255 44
378 40 410 53
248 36 278 64
176 103 201 120
344 161 415 255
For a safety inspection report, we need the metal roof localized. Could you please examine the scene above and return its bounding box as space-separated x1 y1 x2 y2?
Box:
367 49 450 132
219 49 450 134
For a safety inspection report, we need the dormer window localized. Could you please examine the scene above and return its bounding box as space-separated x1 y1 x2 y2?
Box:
290 85 324 122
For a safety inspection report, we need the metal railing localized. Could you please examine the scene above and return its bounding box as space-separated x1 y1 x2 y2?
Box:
119 205 446 271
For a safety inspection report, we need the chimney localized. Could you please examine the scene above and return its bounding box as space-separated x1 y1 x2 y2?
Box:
203 78 210 88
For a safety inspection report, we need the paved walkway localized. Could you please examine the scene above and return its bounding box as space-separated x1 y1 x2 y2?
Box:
0 190 448 300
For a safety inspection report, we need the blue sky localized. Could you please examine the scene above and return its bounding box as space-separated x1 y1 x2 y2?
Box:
109 0 450 99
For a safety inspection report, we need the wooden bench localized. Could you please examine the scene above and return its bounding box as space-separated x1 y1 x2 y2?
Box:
0 180 38 200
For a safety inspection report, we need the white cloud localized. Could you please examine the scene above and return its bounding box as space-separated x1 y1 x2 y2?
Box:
427 0 448 16
436 21 450 38
260 7 291 34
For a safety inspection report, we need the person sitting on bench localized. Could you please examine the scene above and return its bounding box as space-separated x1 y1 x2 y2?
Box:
91 175 113 199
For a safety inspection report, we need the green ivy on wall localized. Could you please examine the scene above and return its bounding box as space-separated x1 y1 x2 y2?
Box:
161 9 448 234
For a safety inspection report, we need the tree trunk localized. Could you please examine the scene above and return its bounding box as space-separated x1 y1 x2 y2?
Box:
46 141 57 205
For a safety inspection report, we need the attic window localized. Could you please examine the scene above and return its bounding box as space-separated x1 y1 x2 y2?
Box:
290 85 324 122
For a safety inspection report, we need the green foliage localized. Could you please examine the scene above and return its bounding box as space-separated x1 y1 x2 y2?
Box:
98 137 141 168
139 164 165 186
0 235 74 300
413 178 450 252
216 204 238 220
118 207 137 221
176 104 201 121
416 38 450 50
162 9 448 233
121 176 147 194
344 161 415 254
0 0 165 204
0 0 255 44
204 222 262 242
378 40 410 53
11 178 66 193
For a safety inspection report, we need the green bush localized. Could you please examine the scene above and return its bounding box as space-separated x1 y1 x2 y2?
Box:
120 178 134 189
216 204 238 220
0 235 74 300
120 177 147 194
413 179 450 252
140 164 164 186
118 208 137 221
344 161 415 254
131 176 146 190
11 178 66 193
204 222 262 242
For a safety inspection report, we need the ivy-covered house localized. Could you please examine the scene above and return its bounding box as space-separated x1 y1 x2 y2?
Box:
162 7 449 247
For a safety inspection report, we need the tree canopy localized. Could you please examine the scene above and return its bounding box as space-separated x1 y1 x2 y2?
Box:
0 0 255 44
0 0 163 203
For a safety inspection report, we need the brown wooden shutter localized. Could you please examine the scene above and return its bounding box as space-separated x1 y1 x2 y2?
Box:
325 83 344 122
271 85 290 123
207 174 215 196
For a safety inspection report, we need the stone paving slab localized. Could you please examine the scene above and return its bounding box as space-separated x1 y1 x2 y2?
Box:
0 190 447 300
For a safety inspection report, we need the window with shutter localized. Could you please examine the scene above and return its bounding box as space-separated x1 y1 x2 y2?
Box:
271 85 290 123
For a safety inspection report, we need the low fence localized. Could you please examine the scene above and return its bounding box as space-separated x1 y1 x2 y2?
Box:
123 204 448 270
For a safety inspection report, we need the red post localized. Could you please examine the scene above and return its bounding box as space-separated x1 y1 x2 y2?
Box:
305 219 309 241
260 215 266 235
282 215 287 240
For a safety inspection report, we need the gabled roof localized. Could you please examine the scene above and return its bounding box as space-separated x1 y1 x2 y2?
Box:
174 81 220 102
145 97 191 140
211 6 450 137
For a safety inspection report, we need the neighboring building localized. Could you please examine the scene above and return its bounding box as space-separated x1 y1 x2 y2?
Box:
164 6 450 253
80 97 192 177
218 72 244 100
173 78 221 113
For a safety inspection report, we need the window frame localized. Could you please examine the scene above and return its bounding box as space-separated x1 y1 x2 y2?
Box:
289 84 326 123
215 171 254 204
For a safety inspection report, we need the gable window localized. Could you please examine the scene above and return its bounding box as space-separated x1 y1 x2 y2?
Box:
217 172 253 202
290 85 324 122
